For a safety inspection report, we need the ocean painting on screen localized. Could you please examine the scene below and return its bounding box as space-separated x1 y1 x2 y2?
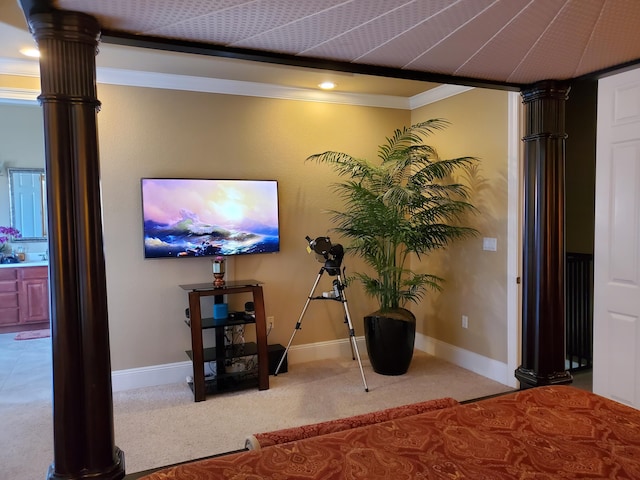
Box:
141 179 280 258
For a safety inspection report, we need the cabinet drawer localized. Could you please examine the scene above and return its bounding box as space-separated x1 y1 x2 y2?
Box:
0 307 20 326
0 268 17 281
0 292 19 308
0 280 18 293
19 266 48 280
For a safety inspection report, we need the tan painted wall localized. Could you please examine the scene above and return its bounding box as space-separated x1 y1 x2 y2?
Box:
95 84 408 370
410 88 510 362
0 75 40 91
0 77 510 370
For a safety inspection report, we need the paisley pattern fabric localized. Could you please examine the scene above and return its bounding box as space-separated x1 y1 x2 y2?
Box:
246 396 459 450
141 386 640 480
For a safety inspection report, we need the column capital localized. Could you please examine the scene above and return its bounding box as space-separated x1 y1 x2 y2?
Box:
521 80 571 141
29 10 101 108
521 80 571 103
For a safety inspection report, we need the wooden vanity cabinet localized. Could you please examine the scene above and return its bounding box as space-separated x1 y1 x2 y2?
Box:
0 266 49 333
18 266 49 324
0 268 20 327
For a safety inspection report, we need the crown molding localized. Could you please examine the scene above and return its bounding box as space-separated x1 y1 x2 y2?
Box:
0 57 471 109
410 84 475 109
96 66 412 109
0 87 38 104
0 58 40 77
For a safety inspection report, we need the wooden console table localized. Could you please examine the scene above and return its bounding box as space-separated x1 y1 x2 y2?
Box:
180 280 269 402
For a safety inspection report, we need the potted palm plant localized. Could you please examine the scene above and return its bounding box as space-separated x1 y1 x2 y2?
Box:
307 119 478 375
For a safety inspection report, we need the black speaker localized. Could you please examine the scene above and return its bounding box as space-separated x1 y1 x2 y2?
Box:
267 344 287 375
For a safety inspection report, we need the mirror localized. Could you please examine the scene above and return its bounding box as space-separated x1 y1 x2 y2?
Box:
8 168 47 241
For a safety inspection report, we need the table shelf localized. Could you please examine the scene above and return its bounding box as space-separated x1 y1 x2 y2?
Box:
186 342 259 362
180 280 269 402
188 372 259 395
184 315 256 329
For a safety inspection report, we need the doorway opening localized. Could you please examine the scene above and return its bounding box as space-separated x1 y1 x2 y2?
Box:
564 79 597 389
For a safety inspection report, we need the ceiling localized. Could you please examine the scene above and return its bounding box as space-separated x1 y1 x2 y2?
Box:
4 0 640 98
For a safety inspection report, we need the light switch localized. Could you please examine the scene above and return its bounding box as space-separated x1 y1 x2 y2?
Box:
483 237 497 251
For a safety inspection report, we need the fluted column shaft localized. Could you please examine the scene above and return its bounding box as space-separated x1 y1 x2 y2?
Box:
28 10 125 480
516 81 573 389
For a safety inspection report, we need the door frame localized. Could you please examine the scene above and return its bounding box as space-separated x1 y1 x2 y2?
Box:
507 91 523 389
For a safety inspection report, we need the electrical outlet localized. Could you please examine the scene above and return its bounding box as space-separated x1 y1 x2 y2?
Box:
267 316 275 330
461 315 469 329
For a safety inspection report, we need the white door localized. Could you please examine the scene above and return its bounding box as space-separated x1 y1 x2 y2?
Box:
593 67 640 408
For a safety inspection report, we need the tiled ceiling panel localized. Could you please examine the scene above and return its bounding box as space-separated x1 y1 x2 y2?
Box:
507 1 604 83
404 0 530 75
71 0 251 32
455 1 565 82
231 0 411 54
356 0 495 68
576 1 640 77
153 0 347 47
54 0 640 86
303 0 460 61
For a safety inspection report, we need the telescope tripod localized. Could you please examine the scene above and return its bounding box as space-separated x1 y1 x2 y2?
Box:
274 266 369 392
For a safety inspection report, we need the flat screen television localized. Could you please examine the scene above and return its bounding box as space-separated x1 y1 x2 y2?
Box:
140 178 280 258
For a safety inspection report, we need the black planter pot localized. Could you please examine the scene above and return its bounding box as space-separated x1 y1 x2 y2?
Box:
364 308 416 375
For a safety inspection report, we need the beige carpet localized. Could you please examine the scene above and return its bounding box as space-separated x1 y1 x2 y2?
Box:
1 353 513 479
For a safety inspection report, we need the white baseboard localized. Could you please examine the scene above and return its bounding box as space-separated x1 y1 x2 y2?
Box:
111 361 192 392
110 335 515 392
286 333 514 387
415 333 516 388
287 337 368 364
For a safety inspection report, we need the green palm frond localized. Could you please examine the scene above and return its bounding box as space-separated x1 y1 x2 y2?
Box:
307 120 479 312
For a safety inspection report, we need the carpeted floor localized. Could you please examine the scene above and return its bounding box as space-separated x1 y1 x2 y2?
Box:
2 351 514 479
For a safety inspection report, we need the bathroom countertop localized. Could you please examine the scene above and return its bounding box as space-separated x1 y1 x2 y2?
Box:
0 261 48 268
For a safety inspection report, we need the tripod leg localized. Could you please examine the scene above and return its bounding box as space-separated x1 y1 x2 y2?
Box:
334 280 356 360
345 312 356 361
274 269 324 376
336 274 369 392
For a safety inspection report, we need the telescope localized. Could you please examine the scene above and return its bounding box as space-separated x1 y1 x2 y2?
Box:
274 235 369 391
305 236 344 275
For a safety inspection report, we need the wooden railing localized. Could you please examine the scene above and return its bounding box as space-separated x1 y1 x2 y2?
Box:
565 252 593 371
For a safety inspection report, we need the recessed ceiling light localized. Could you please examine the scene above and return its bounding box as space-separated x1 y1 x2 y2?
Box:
19 47 40 58
318 81 336 90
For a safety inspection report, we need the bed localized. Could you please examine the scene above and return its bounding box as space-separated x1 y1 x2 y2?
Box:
140 386 640 479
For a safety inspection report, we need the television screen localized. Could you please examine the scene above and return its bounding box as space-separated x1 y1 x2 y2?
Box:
141 178 280 258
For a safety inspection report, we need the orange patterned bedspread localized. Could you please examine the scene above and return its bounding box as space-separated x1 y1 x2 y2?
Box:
141 386 640 479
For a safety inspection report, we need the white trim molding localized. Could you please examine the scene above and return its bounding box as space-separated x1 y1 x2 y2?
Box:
286 337 368 364
111 336 511 392
506 91 522 389
0 58 40 77
110 338 368 393
111 360 193 392
0 87 39 104
415 333 511 386
0 58 475 110
96 67 412 109
409 84 475 109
